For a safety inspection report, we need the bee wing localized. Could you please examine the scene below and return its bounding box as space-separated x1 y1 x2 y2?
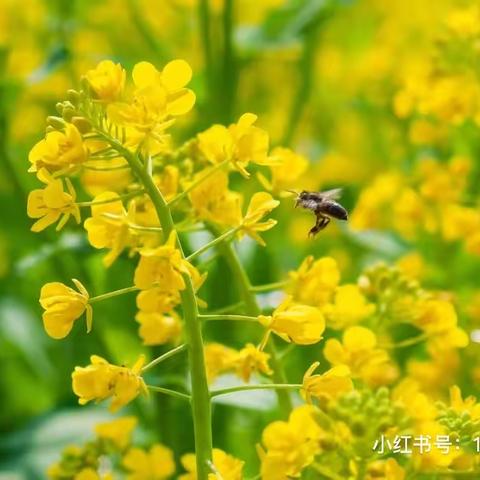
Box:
319 188 343 200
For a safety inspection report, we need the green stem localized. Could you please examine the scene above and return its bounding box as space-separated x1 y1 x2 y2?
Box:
76 189 144 207
106 135 213 480
209 226 293 417
142 344 187 372
249 280 289 292
186 226 240 261
221 0 236 123
211 383 301 398
380 333 429 349
147 385 191 402
198 0 215 118
89 286 139 304
199 314 258 322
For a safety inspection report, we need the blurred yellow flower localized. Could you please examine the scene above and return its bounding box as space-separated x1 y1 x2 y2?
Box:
449 385 480 420
27 171 80 232
136 288 180 314
71 354 147 412
235 343 272 382
29 123 87 174
197 113 275 177
180 448 244 480
258 296 325 345
324 326 396 386
239 192 279 246
204 342 238 383
323 284 375 329
155 165 179 201
259 405 322 480
188 170 243 227
302 362 353 403
134 231 205 292
84 191 134 266
95 416 137 450
123 444 175 480
289 256 340 307
85 60 126 102
260 146 308 192
39 279 92 339
365 458 406 480
135 311 181 346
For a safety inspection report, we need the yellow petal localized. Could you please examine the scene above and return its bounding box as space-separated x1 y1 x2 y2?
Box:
162 59 192 90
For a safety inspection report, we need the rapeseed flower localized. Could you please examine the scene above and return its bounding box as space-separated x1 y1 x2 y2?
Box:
289 256 340 307
258 296 325 345
95 416 137 450
204 343 239 383
29 123 87 174
324 326 397 386
27 170 80 232
85 60 126 102
39 279 92 339
84 191 135 266
239 192 279 246
123 444 175 480
72 354 147 412
235 343 272 382
302 362 353 403
258 405 322 480
180 448 244 480
135 311 181 346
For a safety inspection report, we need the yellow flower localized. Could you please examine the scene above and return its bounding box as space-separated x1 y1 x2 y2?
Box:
197 113 275 177
188 170 243 227
234 343 272 382
134 231 206 292
324 326 396 386
366 459 406 480
258 296 325 345
85 60 126 102
289 256 340 307
74 469 103 480
95 416 137 450
179 448 244 480
136 288 180 314
71 354 147 412
155 165 179 201
414 299 468 348
323 284 375 329
204 342 238 383
39 279 92 339
263 147 309 192
302 362 353 403
84 191 134 266
27 170 80 232
239 192 279 246
135 311 181 346
29 123 87 174
259 405 322 480
123 444 175 480
449 385 480 420
108 60 195 154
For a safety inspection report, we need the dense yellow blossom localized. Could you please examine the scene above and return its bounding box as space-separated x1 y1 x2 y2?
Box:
71 354 147 412
123 444 175 480
39 279 92 339
258 296 325 345
180 448 244 480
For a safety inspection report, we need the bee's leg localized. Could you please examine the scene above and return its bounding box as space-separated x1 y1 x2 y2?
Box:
309 215 327 237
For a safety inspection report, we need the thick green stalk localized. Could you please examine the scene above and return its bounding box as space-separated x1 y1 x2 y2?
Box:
113 140 213 480
211 229 293 417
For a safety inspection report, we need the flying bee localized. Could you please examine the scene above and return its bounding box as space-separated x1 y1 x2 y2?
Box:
288 188 348 237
